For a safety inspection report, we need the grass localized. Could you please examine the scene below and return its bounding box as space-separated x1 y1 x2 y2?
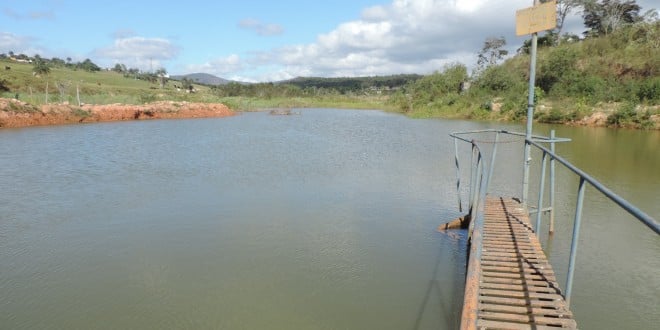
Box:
216 95 393 112
1 59 393 112
1 59 212 106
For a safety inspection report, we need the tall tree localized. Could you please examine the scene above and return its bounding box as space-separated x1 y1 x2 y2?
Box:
583 0 641 36
476 36 508 75
155 68 168 88
554 0 586 44
112 63 127 73
77 58 101 72
33 59 50 76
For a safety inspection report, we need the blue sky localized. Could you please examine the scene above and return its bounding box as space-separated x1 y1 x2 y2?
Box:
1 0 657 82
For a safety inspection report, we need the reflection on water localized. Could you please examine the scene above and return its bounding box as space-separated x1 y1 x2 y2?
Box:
0 110 470 329
0 111 657 329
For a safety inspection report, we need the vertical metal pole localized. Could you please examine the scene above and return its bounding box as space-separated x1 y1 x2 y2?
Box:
454 138 463 213
469 144 476 212
565 178 586 307
522 0 540 206
549 130 556 234
535 151 547 237
486 132 500 192
470 154 483 230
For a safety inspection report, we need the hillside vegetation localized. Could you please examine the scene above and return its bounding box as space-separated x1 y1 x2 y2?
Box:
1 19 658 129
389 21 659 128
0 61 220 105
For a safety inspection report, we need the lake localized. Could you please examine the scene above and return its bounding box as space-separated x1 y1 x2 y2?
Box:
1 109 658 329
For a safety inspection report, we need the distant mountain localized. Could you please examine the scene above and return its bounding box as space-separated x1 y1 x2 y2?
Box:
277 74 422 93
171 73 232 85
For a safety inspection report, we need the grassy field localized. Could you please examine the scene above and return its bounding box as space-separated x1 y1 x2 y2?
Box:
0 59 392 111
0 59 221 106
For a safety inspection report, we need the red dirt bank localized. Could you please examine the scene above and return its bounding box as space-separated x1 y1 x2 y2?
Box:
0 98 235 128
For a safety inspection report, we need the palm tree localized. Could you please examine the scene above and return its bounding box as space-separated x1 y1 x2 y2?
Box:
33 60 50 76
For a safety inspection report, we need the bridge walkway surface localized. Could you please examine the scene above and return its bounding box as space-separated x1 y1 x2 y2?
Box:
462 196 577 329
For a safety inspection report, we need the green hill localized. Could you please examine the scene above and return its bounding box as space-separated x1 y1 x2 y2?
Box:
2 20 658 129
389 21 659 128
0 60 215 105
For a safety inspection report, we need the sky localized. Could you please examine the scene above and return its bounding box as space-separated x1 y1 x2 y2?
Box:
0 0 656 82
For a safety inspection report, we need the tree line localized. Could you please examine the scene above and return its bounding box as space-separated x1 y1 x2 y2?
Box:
203 75 422 98
1 52 102 75
388 0 658 127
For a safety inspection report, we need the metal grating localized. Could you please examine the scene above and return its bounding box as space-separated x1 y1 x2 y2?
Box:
469 197 577 329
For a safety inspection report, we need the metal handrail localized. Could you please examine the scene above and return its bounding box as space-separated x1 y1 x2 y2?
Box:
526 138 659 234
451 129 659 327
526 137 660 306
452 137 489 330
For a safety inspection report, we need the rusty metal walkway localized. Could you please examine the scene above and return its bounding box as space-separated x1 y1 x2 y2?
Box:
462 196 577 329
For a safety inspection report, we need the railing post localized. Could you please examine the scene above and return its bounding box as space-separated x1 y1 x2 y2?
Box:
454 138 463 213
535 151 547 237
486 132 499 193
549 130 556 234
469 144 476 213
522 0 540 207
565 178 586 307
470 156 483 227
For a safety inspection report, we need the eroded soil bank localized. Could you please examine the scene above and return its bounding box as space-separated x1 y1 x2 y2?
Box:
0 98 235 128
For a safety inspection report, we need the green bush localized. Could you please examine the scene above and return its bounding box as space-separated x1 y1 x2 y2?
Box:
538 47 579 94
637 77 659 102
138 92 157 104
72 108 91 117
607 102 638 126
475 65 523 92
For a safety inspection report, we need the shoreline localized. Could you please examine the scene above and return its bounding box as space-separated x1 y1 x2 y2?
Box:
0 98 235 128
2 97 658 130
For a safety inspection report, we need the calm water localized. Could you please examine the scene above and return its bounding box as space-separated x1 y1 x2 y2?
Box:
0 109 658 329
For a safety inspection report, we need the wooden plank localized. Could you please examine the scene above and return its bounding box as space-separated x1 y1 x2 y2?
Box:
482 251 547 259
481 265 553 274
479 303 572 317
479 295 566 308
483 242 542 249
483 231 535 237
480 289 564 301
480 282 562 294
480 277 560 288
477 319 575 330
480 311 576 327
481 255 547 264
480 260 551 269
482 271 557 282
481 246 538 253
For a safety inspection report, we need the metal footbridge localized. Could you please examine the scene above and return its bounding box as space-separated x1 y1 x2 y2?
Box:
445 129 660 330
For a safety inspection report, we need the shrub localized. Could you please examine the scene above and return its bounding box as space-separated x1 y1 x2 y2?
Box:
607 101 638 126
637 77 659 102
138 93 157 104
538 47 579 94
475 65 523 92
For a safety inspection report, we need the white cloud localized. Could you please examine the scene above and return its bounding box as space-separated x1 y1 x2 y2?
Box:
3 8 55 20
238 18 284 36
94 36 180 70
0 31 44 56
185 54 245 76
185 0 597 81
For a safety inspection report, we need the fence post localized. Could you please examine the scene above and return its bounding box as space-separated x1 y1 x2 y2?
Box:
565 178 586 307
535 151 547 237
469 144 476 213
454 138 463 213
486 132 499 193
522 20 539 205
549 130 556 234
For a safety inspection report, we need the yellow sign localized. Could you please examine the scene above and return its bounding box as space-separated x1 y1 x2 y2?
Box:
516 1 557 36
